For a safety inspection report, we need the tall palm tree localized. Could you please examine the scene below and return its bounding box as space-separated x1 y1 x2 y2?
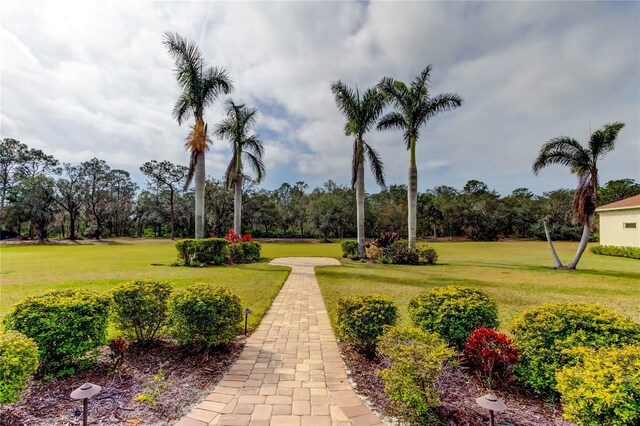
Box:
331 81 386 258
214 100 265 235
533 122 625 269
163 32 233 239
377 65 463 246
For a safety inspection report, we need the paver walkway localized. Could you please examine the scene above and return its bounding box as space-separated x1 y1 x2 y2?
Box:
176 257 384 426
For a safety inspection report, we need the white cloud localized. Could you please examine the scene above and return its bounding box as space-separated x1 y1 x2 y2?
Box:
1 1 638 195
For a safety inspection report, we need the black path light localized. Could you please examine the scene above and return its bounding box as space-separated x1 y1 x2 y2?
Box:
70 382 101 426
243 308 252 335
475 393 507 426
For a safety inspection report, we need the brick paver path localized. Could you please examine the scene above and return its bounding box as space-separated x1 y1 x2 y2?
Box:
175 257 384 426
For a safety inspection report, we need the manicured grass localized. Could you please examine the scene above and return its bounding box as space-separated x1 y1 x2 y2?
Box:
0 241 290 330
260 241 342 259
315 240 640 333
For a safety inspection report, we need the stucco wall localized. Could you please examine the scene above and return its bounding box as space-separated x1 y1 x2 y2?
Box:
598 208 640 247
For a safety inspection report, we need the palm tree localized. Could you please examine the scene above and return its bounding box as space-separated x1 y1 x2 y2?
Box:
214 100 265 235
163 32 233 239
331 81 386 258
533 122 625 269
377 65 463 246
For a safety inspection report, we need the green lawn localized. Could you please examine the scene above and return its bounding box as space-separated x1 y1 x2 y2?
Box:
315 240 640 332
2 239 638 336
0 241 291 330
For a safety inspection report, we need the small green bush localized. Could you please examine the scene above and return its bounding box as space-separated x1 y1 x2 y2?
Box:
175 238 228 266
110 280 172 344
341 240 359 259
240 241 261 262
228 243 245 264
591 245 640 260
512 303 640 396
170 284 243 350
336 294 398 356
409 286 499 350
377 325 455 425
3 290 111 373
0 331 39 404
556 345 640 426
416 244 438 265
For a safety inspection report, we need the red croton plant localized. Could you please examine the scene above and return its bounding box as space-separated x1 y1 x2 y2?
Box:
462 326 520 390
224 229 254 243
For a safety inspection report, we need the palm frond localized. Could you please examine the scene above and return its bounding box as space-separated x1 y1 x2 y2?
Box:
589 122 625 159
183 150 198 190
331 80 359 136
377 111 407 132
573 175 596 226
364 142 386 188
224 156 237 189
242 151 266 183
532 137 590 176
411 64 433 101
351 139 359 189
185 121 209 153
420 93 464 122
172 93 192 125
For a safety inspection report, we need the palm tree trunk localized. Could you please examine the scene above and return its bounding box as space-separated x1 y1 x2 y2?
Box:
169 188 175 240
356 159 365 258
543 220 563 268
408 163 418 247
194 151 205 239
234 172 242 235
566 216 592 269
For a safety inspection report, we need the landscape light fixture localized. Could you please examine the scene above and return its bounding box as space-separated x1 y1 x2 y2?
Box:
244 307 253 335
70 382 101 426
475 393 507 426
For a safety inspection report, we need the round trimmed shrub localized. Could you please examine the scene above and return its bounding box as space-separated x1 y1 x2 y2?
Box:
377 325 454 424
341 240 359 259
511 303 640 396
556 345 640 426
0 331 39 404
408 286 498 350
336 294 398 356
170 284 243 349
111 280 172 344
3 290 111 373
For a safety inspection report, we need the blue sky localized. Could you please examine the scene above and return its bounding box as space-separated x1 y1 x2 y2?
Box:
2 1 638 196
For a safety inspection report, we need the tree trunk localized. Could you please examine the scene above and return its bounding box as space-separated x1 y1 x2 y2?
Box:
543 220 564 268
169 188 175 240
408 163 418 247
566 217 592 269
234 172 242 236
194 151 205 239
69 214 76 240
356 158 365 258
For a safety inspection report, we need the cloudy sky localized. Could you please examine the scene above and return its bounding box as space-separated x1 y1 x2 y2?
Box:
2 1 639 195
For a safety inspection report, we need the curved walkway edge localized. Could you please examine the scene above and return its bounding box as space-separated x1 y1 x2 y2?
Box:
175 257 384 426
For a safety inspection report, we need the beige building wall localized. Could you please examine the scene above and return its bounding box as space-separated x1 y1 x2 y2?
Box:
598 208 640 247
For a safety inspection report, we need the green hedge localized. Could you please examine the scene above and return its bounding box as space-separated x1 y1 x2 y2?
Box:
336 294 398 356
591 245 640 260
409 286 498 350
3 290 111 373
512 303 640 396
175 238 228 266
170 283 243 350
557 345 640 426
228 241 262 264
111 280 172 344
377 325 454 424
0 331 39 404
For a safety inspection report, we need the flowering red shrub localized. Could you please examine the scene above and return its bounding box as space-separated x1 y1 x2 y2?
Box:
225 229 241 243
463 326 520 389
209 232 216 238
241 233 254 242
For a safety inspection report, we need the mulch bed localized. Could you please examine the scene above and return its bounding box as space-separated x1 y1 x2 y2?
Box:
339 343 575 426
1 339 243 426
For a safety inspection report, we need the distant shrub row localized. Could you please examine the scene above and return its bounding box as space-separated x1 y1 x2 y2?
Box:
591 244 640 260
175 237 261 267
335 286 640 425
342 233 438 265
1 280 244 403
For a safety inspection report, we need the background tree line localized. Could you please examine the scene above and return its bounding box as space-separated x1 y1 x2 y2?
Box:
1 138 638 242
